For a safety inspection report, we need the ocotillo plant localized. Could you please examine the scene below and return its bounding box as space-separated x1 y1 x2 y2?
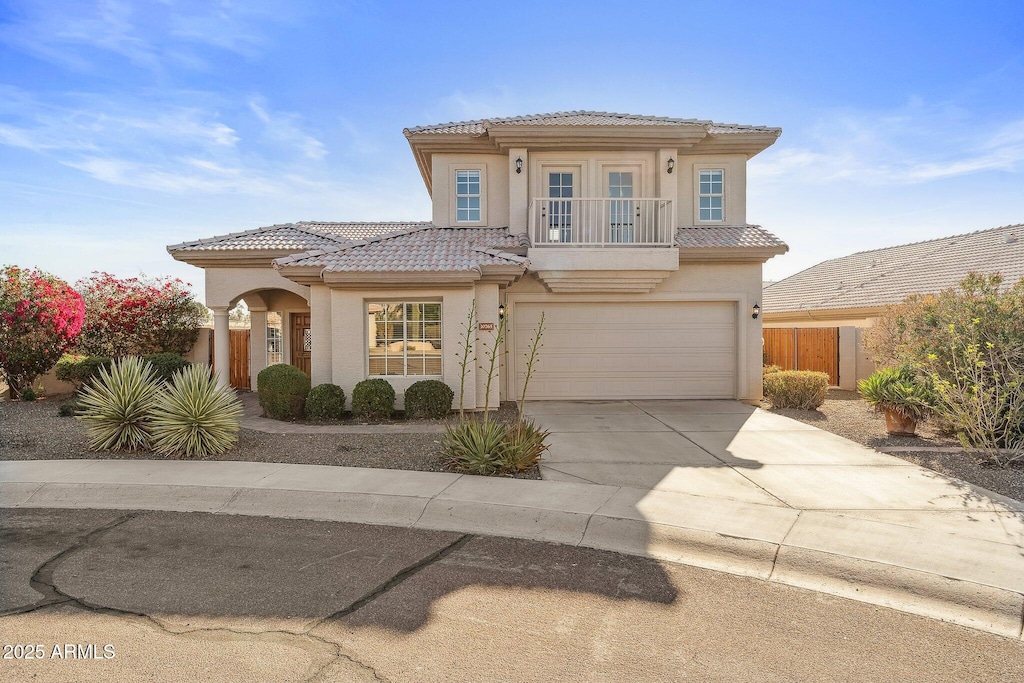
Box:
518 311 546 418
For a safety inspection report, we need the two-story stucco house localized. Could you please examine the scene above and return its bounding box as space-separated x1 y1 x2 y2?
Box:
168 111 788 409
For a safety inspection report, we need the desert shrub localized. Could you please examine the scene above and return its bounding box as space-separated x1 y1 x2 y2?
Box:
858 366 932 422
144 352 190 383
256 364 310 421
404 380 453 419
441 418 509 475
150 364 242 457
76 356 161 451
763 364 782 375
75 272 206 357
865 273 1024 461
0 265 85 398
55 354 112 391
763 370 829 410
20 386 37 402
305 384 346 422
502 419 550 472
351 378 396 420
58 396 80 417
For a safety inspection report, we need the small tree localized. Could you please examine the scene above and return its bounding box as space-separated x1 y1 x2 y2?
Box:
0 266 85 398
75 272 206 357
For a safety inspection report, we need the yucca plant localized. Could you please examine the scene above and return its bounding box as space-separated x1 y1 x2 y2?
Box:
150 364 242 458
76 356 161 451
441 418 508 475
502 418 550 472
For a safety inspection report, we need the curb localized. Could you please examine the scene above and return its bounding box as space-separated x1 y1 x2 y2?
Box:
2 459 1023 640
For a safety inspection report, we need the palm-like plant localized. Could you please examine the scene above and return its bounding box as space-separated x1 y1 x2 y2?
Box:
858 366 933 422
150 365 242 458
441 418 508 475
76 356 161 451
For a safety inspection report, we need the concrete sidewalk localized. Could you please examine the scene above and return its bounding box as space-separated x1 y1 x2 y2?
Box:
3 455 1024 639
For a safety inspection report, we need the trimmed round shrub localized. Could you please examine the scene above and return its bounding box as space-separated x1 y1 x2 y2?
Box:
144 352 190 383
76 356 161 451
257 364 311 421
764 370 829 410
404 380 454 419
55 354 112 390
351 378 395 420
150 364 242 458
305 383 346 422
20 386 37 402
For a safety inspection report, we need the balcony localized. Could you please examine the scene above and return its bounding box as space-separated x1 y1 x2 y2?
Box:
525 198 679 294
529 197 675 247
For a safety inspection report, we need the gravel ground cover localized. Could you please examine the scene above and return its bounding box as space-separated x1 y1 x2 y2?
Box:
766 389 1024 502
0 398 541 479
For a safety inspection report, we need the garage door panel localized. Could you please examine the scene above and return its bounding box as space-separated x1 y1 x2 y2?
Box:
513 301 737 400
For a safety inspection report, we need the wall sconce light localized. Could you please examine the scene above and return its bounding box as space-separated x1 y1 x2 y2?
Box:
667 158 675 174
515 157 523 174
751 303 761 319
498 303 506 320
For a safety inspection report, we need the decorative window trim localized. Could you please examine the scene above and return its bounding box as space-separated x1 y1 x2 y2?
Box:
696 168 725 223
366 302 443 377
450 166 486 226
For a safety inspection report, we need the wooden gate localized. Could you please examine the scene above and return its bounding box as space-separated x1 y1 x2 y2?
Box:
230 329 251 389
763 327 839 385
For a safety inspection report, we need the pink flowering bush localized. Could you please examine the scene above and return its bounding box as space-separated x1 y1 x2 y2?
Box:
0 265 85 398
75 273 207 358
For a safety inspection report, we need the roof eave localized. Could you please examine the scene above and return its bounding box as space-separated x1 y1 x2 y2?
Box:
677 245 789 263
169 249 303 268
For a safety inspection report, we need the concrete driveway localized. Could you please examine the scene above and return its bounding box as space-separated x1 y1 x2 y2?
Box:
527 399 1007 511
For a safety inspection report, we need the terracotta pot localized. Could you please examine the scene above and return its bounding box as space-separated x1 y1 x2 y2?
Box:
883 409 917 436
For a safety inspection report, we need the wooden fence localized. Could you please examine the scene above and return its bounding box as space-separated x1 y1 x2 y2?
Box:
763 327 839 385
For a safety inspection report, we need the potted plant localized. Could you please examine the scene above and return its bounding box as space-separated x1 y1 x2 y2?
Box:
858 366 932 436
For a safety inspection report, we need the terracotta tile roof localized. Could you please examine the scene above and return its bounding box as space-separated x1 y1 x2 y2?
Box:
167 221 429 252
763 223 1024 313
274 227 527 273
674 225 788 250
405 111 780 137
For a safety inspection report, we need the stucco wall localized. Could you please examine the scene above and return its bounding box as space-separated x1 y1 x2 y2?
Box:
205 267 310 309
430 153 510 228
676 154 747 227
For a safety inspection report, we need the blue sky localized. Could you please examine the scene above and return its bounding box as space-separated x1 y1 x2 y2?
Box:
1 0 1022 299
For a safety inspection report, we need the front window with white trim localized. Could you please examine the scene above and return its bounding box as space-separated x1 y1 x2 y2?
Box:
698 169 724 222
455 170 481 222
368 303 442 376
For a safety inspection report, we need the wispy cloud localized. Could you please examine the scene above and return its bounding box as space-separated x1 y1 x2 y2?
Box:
248 98 327 160
751 100 1024 185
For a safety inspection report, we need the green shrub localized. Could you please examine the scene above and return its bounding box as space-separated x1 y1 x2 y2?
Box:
58 397 80 417
502 419 550 472
858 366 932 422
763 364 782 375
20 386 37 402
351 378 396 420
76 356 161 451
150 364 242 458
764 370 829 410
441 418 509 475
256 364 310 421
143 352 190 383
55 354 111 390
404 380 454 419
305 384 346 422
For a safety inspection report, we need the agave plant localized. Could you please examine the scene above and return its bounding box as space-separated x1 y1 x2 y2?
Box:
858 366 933 422
502 418 550 472
440 418 508 475
76 356 161 452
150 365 242 458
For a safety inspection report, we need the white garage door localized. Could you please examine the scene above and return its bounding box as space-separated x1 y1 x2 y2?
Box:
512 301 737 400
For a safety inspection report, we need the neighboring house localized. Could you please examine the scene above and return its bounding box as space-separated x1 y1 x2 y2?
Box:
762 223 1024 388
168 111 787 408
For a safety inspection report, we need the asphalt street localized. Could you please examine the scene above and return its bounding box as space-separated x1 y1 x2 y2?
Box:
1 508 1022 682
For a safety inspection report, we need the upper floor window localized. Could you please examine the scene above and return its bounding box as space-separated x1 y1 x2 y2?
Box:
456 170 481 222
698 169 724 222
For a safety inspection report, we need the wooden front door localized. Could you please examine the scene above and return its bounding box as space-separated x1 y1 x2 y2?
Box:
291 313 311 377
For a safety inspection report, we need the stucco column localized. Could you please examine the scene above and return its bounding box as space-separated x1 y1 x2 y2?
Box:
211 306 230 388
657 148 679 233
474 283 501 412
310 285 333 386
509 147 528 236
249 308 268 389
